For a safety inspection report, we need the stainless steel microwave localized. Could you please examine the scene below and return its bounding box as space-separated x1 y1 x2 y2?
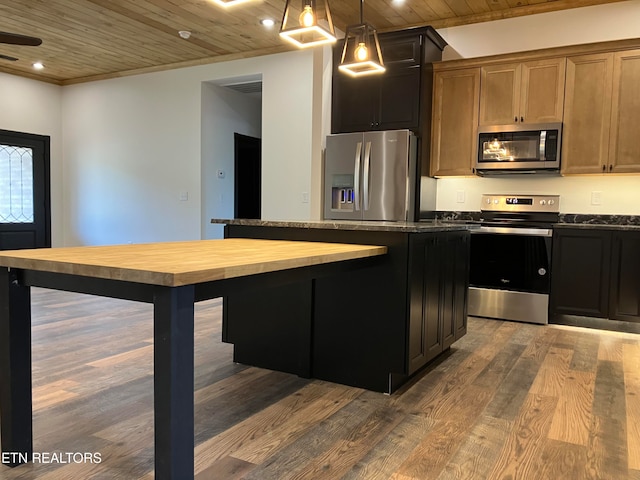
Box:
475 122 562 176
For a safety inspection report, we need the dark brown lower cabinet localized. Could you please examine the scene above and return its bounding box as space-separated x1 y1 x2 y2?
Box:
610 230 640 322
550 229 611 317
551 227 640 323
223 225 470 393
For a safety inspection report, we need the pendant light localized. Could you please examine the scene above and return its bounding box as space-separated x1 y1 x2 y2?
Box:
338 0 385 77
211 0 255 6
279 0 337 48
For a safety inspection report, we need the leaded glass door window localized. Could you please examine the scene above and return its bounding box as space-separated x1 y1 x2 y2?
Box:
0 130 50 250
0 144 34 223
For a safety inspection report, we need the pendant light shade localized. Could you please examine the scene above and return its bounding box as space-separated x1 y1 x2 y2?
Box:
279 0 337 48
338 0 385 77
211 0 255 6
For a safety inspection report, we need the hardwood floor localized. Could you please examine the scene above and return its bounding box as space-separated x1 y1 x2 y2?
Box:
1 288 639 479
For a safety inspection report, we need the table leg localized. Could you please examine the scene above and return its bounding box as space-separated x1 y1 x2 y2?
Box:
153 285 195 480
0 268 33 466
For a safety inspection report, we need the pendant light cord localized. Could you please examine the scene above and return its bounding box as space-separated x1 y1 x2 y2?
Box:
359 0 364 23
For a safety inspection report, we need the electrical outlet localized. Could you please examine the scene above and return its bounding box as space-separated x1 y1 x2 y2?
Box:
591 191 602 205
179 191 189 201
302 192 309 204
456 190 466 203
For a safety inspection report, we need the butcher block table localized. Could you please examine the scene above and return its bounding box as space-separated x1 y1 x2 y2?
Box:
0 238 386 480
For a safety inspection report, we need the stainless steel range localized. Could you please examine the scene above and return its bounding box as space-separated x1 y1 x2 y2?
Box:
468 194 560 325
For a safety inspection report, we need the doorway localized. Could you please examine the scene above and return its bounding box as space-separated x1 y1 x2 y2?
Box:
234 133 261 219
0 130 51 250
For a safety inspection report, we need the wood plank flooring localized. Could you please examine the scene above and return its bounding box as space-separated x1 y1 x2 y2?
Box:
1 288 639 479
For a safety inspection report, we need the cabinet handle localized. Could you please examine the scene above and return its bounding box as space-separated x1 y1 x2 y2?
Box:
602 165 606 172
609 164 613 172
514 116 518 122
370 122 374 127
472 168 476 174
520 116 524 122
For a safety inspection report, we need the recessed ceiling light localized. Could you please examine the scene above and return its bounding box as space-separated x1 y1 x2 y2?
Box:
33 62 44 70
211 0 254 6
260 19 275 28
178 30 191 39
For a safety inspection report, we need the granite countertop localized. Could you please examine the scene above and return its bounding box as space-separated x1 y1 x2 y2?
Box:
554 223 640 231
437 211 640 230
211 218 474 233
556 213 640 230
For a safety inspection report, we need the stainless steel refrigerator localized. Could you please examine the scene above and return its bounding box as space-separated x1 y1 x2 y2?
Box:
324 130 418 221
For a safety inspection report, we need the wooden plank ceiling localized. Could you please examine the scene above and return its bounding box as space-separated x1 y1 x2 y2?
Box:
0 0 627 85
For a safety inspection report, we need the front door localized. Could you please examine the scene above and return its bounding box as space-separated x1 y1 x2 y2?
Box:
0 130 51 250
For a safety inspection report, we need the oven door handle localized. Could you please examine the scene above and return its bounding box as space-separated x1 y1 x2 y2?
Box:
472 226 553 237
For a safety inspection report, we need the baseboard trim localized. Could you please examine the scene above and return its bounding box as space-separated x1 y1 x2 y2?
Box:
550 314 640 334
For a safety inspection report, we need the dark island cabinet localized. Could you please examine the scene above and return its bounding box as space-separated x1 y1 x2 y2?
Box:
222 224 469 393
551 227 640 323
408 232 469 373
331 27 446 134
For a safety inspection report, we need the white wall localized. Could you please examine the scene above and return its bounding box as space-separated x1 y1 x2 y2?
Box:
437 175 640 214
439 0 640 60
60 48 324 246
0 73 64 245
435 0 640 214
202 81 261 239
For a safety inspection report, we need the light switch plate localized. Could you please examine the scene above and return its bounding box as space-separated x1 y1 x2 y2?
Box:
591 191 602 205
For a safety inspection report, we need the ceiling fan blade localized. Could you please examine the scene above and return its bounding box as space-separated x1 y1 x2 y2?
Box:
0 53 19 61
0 31 42 46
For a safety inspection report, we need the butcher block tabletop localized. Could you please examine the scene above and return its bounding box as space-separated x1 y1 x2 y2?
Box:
0 238 387 287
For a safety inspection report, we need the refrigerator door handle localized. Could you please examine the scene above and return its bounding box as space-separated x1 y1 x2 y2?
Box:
363 141 372 211
354 142 362 211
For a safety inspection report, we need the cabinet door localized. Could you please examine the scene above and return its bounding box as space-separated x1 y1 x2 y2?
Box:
609 49 640 173
550 229 612 318
479 63 520 125
378 68 421 130
519 58 565 123
408 235 442 373
441 235 457 350
331 74 378 133
609 231 640 322
430 68 480 176
454 232 470 340
562 53 614 174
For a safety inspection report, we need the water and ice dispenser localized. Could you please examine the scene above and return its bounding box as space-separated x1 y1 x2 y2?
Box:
329 174 354 212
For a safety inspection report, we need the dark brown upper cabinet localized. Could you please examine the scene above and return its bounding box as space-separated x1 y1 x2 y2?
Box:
331 27 447 135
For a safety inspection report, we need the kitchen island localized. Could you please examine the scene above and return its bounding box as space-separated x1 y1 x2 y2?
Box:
212 219 472 393
0 238 385 480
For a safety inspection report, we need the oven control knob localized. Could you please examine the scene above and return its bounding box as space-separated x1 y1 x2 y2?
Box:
538 268 547 276
548 199 555 205
540 200 547 205
486 198 492 204
493 199 499 204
